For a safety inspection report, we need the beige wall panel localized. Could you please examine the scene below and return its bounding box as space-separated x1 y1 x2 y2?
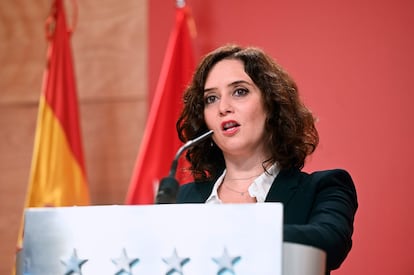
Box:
81 100 146 204
0 0 147 273
73 0 147 100
0 0 48 104
0 105 37 275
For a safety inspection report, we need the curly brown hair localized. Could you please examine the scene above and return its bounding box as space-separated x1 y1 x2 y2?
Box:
177 44 319 181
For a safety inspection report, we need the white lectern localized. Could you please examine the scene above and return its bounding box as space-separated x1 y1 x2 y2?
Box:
17 204 325 275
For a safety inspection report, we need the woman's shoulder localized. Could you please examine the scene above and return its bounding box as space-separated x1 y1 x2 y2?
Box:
306 168 353 181
280 168 354 185
300 168 357 198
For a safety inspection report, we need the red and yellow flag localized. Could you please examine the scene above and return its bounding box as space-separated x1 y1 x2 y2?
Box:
24 0 89 216
126 3 196 204
13 1 88 272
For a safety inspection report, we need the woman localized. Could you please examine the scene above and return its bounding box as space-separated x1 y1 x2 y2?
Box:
175 44 358 273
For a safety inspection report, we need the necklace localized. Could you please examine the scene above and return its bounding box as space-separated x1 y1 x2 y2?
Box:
225 174 261 181
222 183 249 196
221 172 262 196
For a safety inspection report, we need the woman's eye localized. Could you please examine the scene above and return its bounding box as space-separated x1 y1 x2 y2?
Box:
204 95 218 104
234 88 248 97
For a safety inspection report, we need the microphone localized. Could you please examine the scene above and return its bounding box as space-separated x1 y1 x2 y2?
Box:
155 130 214 204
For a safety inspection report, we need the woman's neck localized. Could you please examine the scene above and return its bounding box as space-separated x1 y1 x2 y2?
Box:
223 153 270 181
219 160 267 204
225 166 265 182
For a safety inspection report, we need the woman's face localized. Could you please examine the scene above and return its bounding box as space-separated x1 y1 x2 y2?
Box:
203 59 267 159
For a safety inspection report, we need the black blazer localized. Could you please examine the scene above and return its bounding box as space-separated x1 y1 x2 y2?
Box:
176 168 358 273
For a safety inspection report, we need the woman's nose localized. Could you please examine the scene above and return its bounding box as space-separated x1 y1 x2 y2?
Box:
218 96 233 116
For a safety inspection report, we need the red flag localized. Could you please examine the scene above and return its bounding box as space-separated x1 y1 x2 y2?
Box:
126 4 196 204
18 0 90 249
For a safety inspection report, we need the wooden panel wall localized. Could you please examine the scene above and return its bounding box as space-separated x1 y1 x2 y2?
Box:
0 0 147 273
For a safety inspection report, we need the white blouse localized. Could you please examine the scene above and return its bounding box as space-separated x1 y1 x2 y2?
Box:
205 164 279 204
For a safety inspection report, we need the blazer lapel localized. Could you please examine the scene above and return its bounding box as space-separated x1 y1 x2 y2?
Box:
265 168 302 205
195 181 215 202
193 168 302 204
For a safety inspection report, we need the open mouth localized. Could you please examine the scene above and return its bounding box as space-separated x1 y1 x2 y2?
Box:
222 121 240 132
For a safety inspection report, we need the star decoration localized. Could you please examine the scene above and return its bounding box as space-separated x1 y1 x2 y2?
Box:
22 257 31 275
162 248 190 275
60 248 88 275
212 247 241 275
111 248 139 275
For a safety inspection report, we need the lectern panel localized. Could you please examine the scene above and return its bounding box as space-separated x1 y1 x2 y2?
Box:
20 204 283 275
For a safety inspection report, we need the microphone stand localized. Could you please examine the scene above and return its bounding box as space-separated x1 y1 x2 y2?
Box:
155 130 214 204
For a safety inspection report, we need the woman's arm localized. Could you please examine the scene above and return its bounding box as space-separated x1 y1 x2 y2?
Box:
284 169 358 270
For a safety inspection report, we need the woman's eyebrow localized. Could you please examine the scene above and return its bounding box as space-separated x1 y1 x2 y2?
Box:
204 80 253 93
229 80 253 87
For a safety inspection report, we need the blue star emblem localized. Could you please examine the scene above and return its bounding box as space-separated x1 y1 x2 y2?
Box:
111 248 139 275
162 248 190 275
60 248 88 275
22 257 31 275
212 247 241 275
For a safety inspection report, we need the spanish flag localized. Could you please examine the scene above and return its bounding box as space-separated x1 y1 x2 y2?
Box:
24 0 89 219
